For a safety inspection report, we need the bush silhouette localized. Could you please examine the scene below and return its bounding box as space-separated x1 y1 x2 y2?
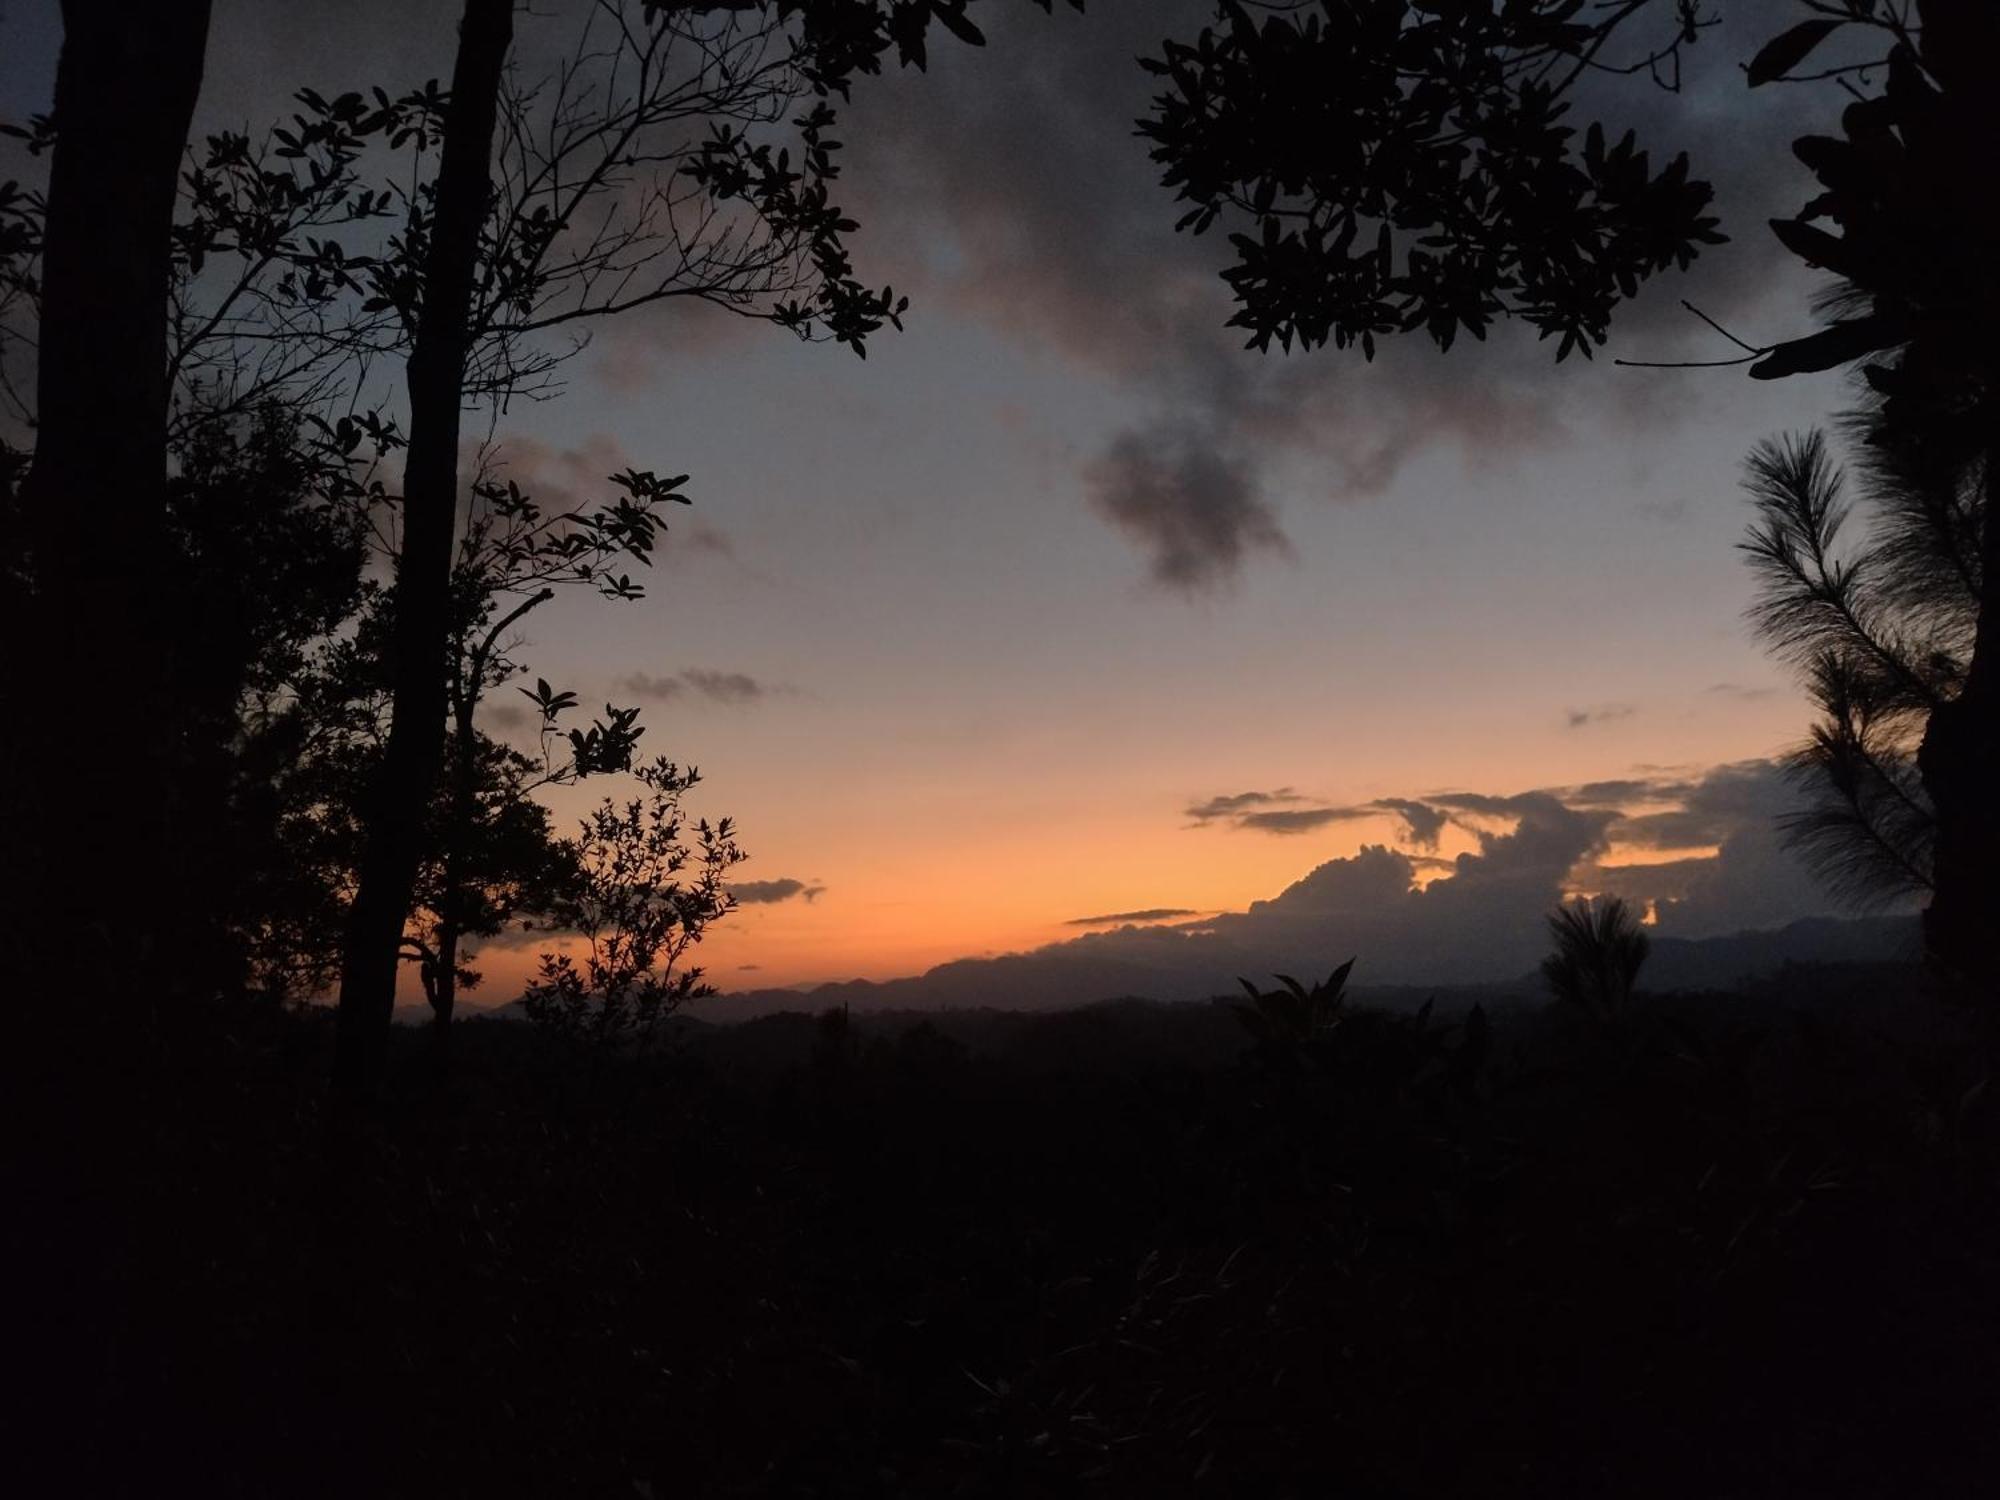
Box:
1540 896 1650 1019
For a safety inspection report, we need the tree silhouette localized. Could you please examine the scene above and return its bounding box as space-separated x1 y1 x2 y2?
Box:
1138 0 1727 360
6 0 214 1007
1141 1 1999 987
328 0 1078 1093
331 0 517 1097
1541 896 1650 1019
523 755 743 1050
1739 427 1974 906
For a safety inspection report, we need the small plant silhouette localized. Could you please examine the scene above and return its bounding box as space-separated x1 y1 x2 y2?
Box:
1540 897 1650 1019
1229 959 1355 1045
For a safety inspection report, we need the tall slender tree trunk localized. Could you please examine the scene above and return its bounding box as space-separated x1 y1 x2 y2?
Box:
12 0 212 1004
1919 434 2000 993
334 0 514 1098
6 3 212 1484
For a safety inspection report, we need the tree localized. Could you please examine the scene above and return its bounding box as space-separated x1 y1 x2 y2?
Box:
332 0 516 1097
5 0 214 1006
1541 897 1650 1019
325 0 1079 1094
1140 0 1998 987
416 459 688 1047
1739 426 1974 908
523 755 744 1050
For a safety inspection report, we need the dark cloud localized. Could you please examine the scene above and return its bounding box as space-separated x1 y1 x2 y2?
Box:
1565 703 1638 730
728 878 826 906
617 668 775 705
1191 789 1458 845
1084 425 1291 593
1185 788 1304 824
1615 759 1786 850
1064 907 1202 928
1374 797 1449 850
1237 806 1371 836
1426 791 1535 818
1560 777 1691 807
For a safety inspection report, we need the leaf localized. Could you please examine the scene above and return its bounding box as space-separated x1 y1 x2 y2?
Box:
1768 216 1856 276
1749 316 1902 380
1747 19 1843 87
930 1 986 47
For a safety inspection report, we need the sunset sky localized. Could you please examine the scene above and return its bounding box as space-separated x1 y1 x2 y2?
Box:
1 0 1877 998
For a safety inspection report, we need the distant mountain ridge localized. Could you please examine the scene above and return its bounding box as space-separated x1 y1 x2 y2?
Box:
415 914 1922 1028
681 914 1922 1023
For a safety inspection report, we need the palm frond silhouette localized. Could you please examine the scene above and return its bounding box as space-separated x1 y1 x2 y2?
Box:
1540 898 1649 1018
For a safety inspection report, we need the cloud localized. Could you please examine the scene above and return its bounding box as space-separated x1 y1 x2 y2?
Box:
1237 806 1371 836
1190 789 1459 845
680 668 765 704
1064 907 1202 928
1559 777 1691 807
617 668 776 705
1705 682 1779 701
618 672 687 702
1159 764 1869 977
1374 797 1449 850
1084 425 1291 593
704 756 1902 1013
1565 703 1638 730
728 878 826 906
1185 788 1304 824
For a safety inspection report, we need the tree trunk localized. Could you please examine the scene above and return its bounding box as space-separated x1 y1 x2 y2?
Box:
429 673 482 1058
7 3 211 1482
334 0 514 1098
11 0 212 1004
1918 437 2000 994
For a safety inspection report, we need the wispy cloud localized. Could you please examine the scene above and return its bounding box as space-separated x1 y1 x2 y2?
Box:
1565 703 1638 730
1238 807 1372 836
618 668 782 706
728 878 826 906
1704 682 1779 701
1185 788 1305 825
1064 907 1202 928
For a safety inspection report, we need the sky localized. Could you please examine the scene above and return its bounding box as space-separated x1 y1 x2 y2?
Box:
0 0 1892 1000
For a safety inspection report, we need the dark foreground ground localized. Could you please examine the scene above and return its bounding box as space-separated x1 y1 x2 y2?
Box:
18 964 2000 1497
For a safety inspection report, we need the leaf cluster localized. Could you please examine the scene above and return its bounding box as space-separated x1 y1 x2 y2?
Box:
1139 0 1726 360
524 755 745 1049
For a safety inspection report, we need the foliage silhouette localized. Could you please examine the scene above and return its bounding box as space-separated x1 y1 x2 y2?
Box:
326 0 1080 1091
1739 426 1979 907
523 756 744 1051
1138 0 1729 360
1229 957 1354 1045
70 961 2000 1496
1541 895 1651 1018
